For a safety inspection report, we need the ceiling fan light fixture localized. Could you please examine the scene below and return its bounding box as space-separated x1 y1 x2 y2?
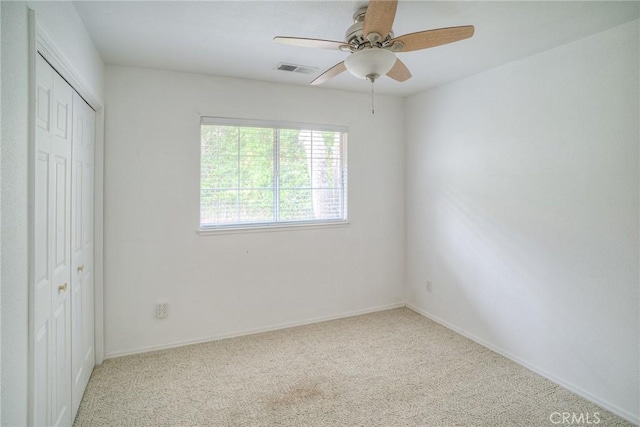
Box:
344 48 396 81
274 0 475 89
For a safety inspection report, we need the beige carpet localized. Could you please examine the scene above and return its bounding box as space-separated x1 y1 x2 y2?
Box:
74 308 633 426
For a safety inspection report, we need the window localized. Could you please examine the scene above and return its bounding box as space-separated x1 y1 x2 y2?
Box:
200 118 348 230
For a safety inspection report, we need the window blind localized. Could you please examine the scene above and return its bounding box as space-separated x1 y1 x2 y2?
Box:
200 119 347 229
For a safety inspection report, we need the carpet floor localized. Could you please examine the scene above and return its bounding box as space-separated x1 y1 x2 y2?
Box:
74 308 633 426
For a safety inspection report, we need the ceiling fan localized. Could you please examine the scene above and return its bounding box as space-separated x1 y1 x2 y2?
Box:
274 0 474 86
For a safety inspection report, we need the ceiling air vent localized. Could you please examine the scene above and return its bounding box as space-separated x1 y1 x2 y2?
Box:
275 63 317 75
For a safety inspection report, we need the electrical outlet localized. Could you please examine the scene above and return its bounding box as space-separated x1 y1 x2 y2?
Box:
426 281 432 293
156 301 169 319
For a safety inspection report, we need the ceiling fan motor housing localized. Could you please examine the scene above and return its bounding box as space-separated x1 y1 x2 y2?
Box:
345 6 393 47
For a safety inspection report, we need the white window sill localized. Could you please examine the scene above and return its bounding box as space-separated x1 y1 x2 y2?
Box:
197 221 349 236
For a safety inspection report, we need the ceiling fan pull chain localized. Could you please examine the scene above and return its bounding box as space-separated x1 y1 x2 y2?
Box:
371 79 375 115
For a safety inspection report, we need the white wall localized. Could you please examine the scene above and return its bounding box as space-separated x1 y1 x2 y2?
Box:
0 2 103 425
1 4 30 423
29 1 104 104
0 2 3 421
103 66 405 357
405 20 639 422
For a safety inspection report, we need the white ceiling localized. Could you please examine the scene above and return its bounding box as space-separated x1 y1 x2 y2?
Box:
73 1 639 96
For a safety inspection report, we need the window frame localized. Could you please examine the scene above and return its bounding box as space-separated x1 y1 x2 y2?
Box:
199 117 349 233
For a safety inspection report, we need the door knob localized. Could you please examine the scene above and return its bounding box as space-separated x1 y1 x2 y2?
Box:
58 283 68 293
77 265 84 272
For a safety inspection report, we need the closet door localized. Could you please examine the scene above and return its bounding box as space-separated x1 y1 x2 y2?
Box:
71 92 96 419
34 53 73 427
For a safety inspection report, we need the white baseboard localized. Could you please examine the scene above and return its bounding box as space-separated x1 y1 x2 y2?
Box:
405 303 640 426
105 302 406 359
104 301 638 425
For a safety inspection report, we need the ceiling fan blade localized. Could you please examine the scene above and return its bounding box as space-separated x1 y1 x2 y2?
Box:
389 25 474 52
363 0 398 41
274 36 348 51
386 58 411 82
310 61 346 85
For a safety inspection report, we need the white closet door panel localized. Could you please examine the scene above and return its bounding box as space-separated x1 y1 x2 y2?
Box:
34 150 51 425
34 152 50 318
34 52 95 427
53 69 73 427
35 56 53 328
82 162 94 372
71 155 84 395
53 158 68 271
51 155 71 426
51 303 69 427
71 92 96 419
33 323 50 427
34 54 55 427
49 58 74 427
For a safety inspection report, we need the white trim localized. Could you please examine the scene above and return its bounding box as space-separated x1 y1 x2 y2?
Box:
0 0 2 418
105 303 406 359
200 116 348 133
93 110 105 365
198 220 349 236
27 10 38 426
31 9 106 365
405 303 640 425
35 24 101 111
